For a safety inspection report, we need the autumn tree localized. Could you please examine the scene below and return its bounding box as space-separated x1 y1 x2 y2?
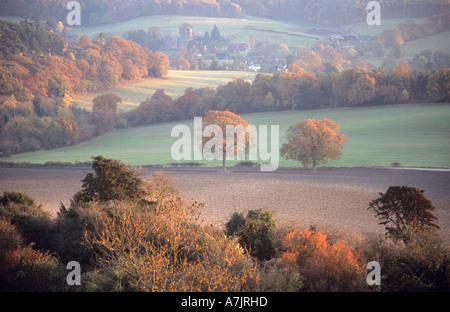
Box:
92 93 121 114
91 93 122 135
287 63 305 74
276 71 303 110
348 74 376 106
248 74 277 111
174 87 200 119
225 209 276 261
427 69 450 102
215 78 251 113
333 68 376 106
3 95 17 118
202 110 252 172
145 50 170 78
295 50 324 73
279 228 366 291
368 186 440 244
280 119 346 171
72 156 146 205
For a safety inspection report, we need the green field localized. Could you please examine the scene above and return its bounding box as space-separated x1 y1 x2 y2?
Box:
403 31 450 58
340 18 429 37
70 14 329 49
74 70 257 111
5 104 450 168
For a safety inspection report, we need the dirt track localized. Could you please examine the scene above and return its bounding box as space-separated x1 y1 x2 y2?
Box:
1 166 449 242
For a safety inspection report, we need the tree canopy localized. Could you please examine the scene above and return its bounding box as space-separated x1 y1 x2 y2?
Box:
368 186 440 243
202 110 252 172
72 156 146 205
280 118 346 170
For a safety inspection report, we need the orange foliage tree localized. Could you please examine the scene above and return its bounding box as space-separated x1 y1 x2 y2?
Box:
281 118 346 171
201 110 252 172
280 229 367 291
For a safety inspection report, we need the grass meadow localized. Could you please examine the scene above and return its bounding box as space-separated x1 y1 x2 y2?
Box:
5 103 450 168
73 70 258 111
70 14 329 48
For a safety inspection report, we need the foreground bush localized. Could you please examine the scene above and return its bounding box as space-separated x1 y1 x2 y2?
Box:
57 161 258 291
278 228 368 291
0 219 66 292
0 245 67 292
356 232 449 291
79 199 258 292
225 209 276 261
0 191 53 251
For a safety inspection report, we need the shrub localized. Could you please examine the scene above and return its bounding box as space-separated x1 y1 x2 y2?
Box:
0 191 52 251
81 199 257 291
253 265 304 292
225 209 276 261
0 219 22 261
356 232 449 291
0 190 36 207
233 161 259 168
52 202 102 266
0 245 67 292
279 228 368 292
56 170 258 291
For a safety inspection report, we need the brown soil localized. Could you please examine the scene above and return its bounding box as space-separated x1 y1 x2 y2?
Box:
1 166 449 242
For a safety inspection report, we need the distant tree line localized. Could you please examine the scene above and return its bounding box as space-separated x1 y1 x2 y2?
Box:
1 0 448 26
121 66 449 131
86 64 449 139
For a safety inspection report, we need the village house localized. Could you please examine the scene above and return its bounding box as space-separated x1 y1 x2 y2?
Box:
330 33 357 46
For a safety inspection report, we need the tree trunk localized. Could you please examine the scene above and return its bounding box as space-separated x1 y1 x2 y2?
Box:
312 160 317 171
222 150 227 173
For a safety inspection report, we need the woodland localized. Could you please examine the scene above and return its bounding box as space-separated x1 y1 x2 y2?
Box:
1 0 449 26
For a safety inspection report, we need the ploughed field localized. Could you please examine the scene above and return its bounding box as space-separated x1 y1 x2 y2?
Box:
1 166 449 244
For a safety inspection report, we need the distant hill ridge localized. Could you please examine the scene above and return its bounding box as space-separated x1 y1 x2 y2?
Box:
1 0 449 26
